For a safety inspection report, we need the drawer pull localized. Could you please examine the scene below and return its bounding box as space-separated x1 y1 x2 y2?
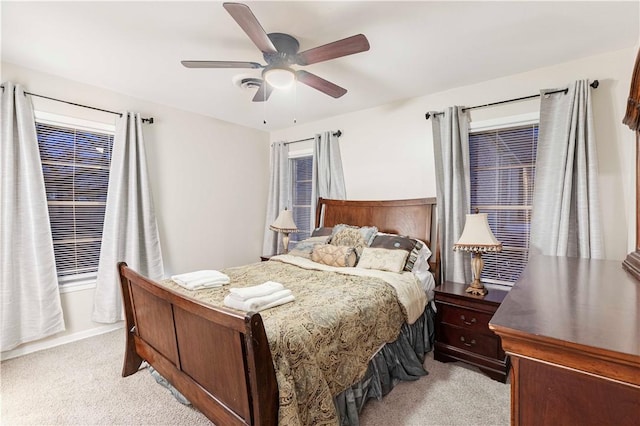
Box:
460 315 477 326
460 336 476 347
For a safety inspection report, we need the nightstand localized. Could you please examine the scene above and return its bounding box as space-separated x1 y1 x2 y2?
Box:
434 281 510 382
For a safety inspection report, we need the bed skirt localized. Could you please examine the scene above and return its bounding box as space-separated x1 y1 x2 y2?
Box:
148 302 436 425
334 302 436 426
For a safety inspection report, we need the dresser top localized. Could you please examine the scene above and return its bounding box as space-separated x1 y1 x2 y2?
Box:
490 255 640 358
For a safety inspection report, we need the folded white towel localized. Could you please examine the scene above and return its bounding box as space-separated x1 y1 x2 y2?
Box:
224 289 295 312
171 270 230 290
228 281 285 300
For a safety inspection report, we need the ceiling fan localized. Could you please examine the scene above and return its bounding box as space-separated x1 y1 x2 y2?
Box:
181 2 370 102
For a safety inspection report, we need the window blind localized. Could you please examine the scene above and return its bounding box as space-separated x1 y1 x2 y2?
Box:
290 156 313 242
469 124 538 285
36 122 114 281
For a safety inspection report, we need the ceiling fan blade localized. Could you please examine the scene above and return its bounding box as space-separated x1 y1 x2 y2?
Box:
223 2 277 54
296 70 347 98
252 81 274 102
296 34 370 66
181 60 262 69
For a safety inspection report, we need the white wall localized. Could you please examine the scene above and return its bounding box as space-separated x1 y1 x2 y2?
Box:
3 47 637 358
271 47 638 262
1 62 270 359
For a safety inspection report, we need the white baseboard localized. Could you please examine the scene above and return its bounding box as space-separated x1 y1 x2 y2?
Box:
1 322 124 361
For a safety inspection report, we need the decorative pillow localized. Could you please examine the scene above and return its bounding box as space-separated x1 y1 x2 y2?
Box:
288 236 331 259
330 227 367 257
311 244 357 267
404 239 433 272
370 234 417 253
357 247 409 273
311 227 333 238
331 224 378 247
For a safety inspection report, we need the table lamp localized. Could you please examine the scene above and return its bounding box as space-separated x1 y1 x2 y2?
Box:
453 212 502 296
269 208 299 254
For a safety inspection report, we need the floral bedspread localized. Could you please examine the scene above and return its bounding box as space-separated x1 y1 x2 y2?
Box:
161 257 425 426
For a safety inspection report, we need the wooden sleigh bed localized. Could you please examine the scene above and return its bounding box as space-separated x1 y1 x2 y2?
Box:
118 197 440 426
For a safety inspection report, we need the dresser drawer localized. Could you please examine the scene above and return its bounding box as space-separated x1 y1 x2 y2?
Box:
439 304 493 334
439 324 499 359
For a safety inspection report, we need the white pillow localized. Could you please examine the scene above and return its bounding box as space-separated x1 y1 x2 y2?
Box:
411 242 435 299
357 247 409 273
412 241 432 272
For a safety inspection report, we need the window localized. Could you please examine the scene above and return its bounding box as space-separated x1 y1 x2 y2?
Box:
35 113 115 284
290 155 313 242
469 117 538 285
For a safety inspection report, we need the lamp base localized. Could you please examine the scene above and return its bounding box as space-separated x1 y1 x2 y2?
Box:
282 233 290 254
465 282 488 296
466 253 488 296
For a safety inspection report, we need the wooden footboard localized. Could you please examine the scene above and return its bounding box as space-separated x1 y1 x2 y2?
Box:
118 262 278 426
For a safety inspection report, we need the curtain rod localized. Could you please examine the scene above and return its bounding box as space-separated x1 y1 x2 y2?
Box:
424 80 599 120
283 130 342 145
0 84 154 124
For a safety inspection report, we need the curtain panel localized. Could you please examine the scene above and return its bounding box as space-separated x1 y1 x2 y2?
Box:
92 112 164 323
1 82 65 351
530 80 603 259
623 47 640 131
311 131 346 230
431 107 472 284
262 141 290 256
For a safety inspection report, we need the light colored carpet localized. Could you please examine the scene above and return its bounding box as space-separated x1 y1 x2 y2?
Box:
1 329 509 425
359 351 510 425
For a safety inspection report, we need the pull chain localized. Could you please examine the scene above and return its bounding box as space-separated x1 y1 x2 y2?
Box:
293 80 297 124
263 83 267 125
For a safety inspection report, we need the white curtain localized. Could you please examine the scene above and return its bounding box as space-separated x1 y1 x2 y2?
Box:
92 112 164 323
310 131 346 230
262 141 290 256
432 107 472 284
530 80 603 258
1 82 65 351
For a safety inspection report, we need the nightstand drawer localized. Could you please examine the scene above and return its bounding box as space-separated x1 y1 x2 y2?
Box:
439 324 499 359
440 304 492 334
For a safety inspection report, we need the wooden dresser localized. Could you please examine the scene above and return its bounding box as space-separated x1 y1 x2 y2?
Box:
490 255 640 426
434 281 510 383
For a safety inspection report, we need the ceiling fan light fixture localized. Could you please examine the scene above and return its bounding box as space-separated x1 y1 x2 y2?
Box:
184 3 369 102
264 67 295 89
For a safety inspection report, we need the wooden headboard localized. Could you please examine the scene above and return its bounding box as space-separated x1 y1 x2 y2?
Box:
316 197 440 284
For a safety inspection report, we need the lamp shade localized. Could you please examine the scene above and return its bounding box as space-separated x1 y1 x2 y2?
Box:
269 209 299 233
264 67 295 89
453 213 502 253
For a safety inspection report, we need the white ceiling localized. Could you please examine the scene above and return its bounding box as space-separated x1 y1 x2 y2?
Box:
2 1 639 131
